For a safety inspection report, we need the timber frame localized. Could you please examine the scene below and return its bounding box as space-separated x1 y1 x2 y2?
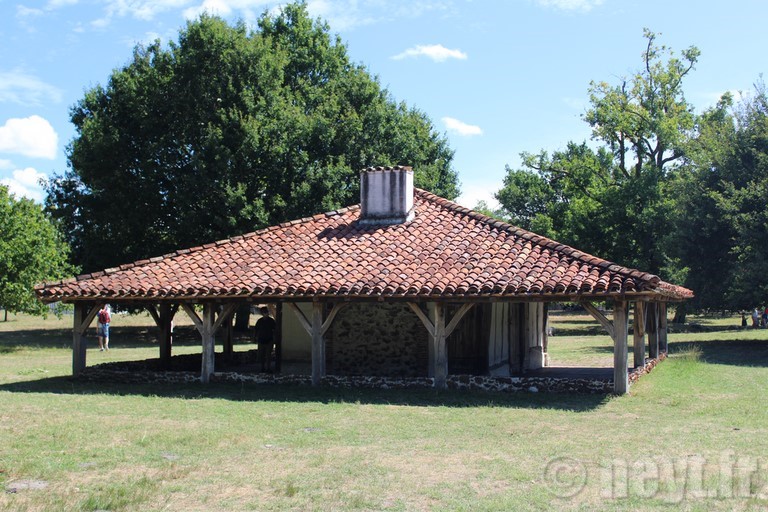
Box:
68 294 677 395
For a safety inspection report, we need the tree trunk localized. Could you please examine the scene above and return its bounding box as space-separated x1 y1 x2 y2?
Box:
672 303 687 324
234 304 251 332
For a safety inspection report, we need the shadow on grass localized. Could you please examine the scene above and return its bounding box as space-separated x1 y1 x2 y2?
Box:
668 338 768 367
0 372 609 412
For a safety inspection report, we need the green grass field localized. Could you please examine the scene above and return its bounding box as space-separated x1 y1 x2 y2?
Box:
1 310 767 511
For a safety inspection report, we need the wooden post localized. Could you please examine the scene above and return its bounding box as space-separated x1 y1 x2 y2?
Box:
274 303 283 374
613 300 629 395
201 303 216 383
222 308 234 362
181 302 237 383
659 303 668 353
431 303 447 388
160 304 174 369
647 302 659 359
147 304 177 370
542 303 550 367
633 301 646 368
509 304 523 373
408 302 473 389
72 302 100 376
285 302 347 385
311 302 324 385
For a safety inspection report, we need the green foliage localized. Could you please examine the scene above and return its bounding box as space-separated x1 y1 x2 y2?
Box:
495 30 698 275
672 82 768 309
46 3 457 273
0 186 76 316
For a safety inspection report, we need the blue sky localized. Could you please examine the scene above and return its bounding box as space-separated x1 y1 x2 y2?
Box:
2 0 767 209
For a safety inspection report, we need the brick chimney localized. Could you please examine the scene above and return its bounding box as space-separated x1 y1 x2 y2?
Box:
359 166 414 225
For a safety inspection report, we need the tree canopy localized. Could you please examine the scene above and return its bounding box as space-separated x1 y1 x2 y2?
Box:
493 29 768 313
0 185 75 317
494 30 698 276
46 3 457 273
672 83 768 310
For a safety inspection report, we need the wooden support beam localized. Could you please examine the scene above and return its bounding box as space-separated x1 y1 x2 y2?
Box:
407 302 474 389
407 302 435 336
158 304 175 369
181 303 203 333
284 302 346 385
431 303 447 389
613 300 629 395
146 305 161 326
311 302 324 386
146 304 177 369
647 302 659 359
181 302 235 383
213 303 238 332
633 301 646 368
201 303 216 383
223 312 234 361
320 303 348 336
581 302 615 339
659 303 668 353
72 302 99 375
275 303 283 374
444 303 474 338
285 302 311 335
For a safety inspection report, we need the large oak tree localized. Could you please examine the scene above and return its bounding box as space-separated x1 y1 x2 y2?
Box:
47 3 457 273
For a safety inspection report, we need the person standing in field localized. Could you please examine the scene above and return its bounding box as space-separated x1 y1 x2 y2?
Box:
253 306 276 372
97 304 111 351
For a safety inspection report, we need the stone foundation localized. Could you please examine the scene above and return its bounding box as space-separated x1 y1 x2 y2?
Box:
76 354 667 393
629 353 667 384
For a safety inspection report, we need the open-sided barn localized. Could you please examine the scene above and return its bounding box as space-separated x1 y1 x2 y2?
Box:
35 166 692 393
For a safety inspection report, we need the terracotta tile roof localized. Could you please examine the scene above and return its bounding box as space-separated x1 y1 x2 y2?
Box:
35 189 693 303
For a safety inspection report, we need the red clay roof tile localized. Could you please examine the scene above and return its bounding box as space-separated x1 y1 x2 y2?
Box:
35 189 693 303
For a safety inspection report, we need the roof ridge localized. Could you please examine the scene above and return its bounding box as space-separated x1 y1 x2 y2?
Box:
413 188 661 286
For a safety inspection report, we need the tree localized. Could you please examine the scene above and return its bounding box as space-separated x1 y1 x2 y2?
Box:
672 82 768 310
495 30 698 275
0 185 75 318
46 3 457 274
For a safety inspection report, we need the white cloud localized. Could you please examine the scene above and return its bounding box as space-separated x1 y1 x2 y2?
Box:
306 0 454 31
183 0 234 19
16 5 45 18
456 182 501 210
0 69 63 107
96 0 193 25
0 159 13 170
0 116 59 159
442 117 483 137
46 0 80 8
1 167 47 203
392 44 467 62
535 0 605 11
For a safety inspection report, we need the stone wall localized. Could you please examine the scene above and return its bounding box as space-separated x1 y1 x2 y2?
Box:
326 302 428 377
78 355 668 394
78 367 613 393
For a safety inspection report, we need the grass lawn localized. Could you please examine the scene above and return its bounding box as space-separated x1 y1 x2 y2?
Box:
1 311 767 511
